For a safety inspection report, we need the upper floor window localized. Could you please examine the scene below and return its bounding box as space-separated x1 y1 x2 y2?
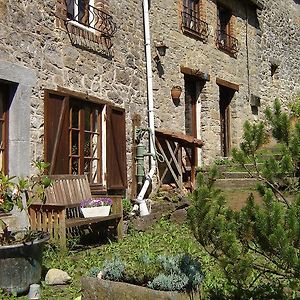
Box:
65 0 116 37
66 0 95 30
216 4 239 55
182 0 208 41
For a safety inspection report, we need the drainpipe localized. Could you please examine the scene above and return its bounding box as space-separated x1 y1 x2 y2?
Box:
135 0 156 216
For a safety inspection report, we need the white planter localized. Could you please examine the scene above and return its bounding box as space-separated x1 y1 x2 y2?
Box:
81 206 111 218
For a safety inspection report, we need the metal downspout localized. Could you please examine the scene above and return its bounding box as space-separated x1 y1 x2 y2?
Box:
135 0 156 216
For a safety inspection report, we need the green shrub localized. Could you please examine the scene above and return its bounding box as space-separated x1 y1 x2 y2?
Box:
189 99 300 298
102 257 125 281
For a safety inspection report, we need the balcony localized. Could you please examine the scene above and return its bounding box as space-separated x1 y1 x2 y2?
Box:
216 30 239 55
181 11 209 41
65 0 117 38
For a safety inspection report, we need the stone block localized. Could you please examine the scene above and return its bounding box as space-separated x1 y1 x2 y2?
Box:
81 277 200 300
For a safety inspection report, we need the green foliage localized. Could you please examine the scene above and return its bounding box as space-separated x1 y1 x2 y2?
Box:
0 160 51 245
189 99 300 298
122 198 133 218
290 92 300 117
265 98 291 144
88 266 101 278
39 220 225 299
148 273 189 291
102 257 125 281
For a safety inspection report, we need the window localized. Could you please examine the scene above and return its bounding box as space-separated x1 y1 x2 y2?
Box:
66 0 95 29
69 99 102 184
217 4 239 55
44 90 127 191
271 64 279 80
182 0 208 40
0 83 9 173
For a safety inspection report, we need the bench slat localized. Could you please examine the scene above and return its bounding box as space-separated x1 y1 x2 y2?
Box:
65 213 122 228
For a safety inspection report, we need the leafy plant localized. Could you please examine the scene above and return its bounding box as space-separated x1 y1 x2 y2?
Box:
122 198 133 219
148 254 204 292
189 99 300 298
0 160 51 245
102 257 125 281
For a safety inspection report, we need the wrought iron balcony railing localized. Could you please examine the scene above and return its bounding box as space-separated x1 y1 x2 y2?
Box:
65 0 117 37
181 11 209 41
216 30 239 54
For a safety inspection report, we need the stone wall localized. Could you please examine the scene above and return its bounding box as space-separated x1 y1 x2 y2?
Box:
149 0 299 164
257 0 300 109
0 0 147 188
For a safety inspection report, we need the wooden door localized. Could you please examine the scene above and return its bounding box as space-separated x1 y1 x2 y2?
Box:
219 86 234 157
184 76 197 137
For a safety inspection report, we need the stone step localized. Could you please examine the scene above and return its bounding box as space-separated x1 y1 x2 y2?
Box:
221 172 252 179
216 163 263 173
215 178 258 189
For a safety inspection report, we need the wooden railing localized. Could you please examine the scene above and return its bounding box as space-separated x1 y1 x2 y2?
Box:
155 129 204 192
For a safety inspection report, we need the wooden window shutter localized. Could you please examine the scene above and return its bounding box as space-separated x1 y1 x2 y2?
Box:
106 106 127 190
44 91 69 175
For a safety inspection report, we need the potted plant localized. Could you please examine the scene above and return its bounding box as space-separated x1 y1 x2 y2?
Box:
0 160 51 295
80 197 113 218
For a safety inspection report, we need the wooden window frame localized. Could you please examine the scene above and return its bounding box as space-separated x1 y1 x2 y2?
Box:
69 98 104 185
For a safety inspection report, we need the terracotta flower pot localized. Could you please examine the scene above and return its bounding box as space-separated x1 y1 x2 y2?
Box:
171 86 182 100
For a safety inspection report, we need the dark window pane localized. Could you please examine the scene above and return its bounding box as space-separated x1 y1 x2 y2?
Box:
72 106 80 129
72 158 79 174
85 106 91 131
66 0 75 19
71 131 79 155
84 159 90 176
84 133 91 157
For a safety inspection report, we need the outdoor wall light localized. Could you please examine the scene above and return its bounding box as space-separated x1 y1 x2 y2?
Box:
155 41 168 56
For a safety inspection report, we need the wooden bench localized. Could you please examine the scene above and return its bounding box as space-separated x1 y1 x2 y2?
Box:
29 175 123 251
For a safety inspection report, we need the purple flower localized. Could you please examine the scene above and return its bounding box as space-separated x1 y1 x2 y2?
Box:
80 198 113 208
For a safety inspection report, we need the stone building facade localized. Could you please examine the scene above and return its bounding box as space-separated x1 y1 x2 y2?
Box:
149 0 300 164
0 0 147 194
0 0 299 201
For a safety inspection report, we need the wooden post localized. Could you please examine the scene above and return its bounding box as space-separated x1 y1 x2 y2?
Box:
130 114 141 199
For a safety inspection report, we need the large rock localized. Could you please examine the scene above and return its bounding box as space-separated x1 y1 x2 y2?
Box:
45 269 71 285
81 277 200 300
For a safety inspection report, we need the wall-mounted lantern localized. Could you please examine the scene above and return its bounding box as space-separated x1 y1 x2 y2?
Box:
171 86 182 101
155 41 168 57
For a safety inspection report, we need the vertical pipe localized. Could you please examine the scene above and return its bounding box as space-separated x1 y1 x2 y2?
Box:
135 0 156 216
